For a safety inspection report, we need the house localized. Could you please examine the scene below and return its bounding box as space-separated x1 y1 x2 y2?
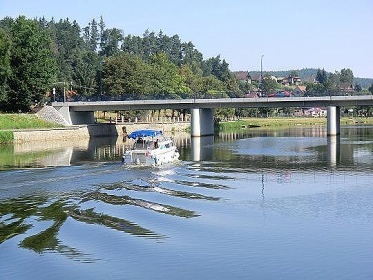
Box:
289 76 302 85
277 76 302 86
292 85 307 96
235 71 249 82
235 71 266 84
304 107 327 117
276 77 288 85
235 71 303 87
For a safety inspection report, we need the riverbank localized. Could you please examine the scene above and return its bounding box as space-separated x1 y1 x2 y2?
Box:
7 122 190 143
0 113 190 143
1 113 372 143
217 117 373 131
0 114 62 143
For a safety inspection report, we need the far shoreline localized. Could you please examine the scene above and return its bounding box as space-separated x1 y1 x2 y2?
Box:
1 114 372 144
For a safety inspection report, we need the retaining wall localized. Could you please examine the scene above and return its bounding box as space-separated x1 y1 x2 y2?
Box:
13 122 190 143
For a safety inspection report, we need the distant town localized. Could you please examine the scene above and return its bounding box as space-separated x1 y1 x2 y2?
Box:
234 68 373 98
234 69 373 117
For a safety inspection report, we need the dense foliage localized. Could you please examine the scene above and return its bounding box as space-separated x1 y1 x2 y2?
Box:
0 16 371 115
0 16 240 112
304 68 357 96
0 17 57 112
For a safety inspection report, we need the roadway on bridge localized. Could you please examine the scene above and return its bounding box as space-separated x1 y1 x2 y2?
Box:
52 95 373 112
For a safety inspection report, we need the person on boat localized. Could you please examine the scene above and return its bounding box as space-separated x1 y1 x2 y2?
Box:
154 139 159 149
122 126 127 142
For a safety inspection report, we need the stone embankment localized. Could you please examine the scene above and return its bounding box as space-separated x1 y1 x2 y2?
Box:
13 106 189 143
36 106 70 126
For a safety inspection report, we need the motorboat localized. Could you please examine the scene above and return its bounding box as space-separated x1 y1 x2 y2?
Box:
122 129 180 166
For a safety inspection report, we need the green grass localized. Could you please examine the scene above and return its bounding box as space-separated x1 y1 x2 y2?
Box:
0 114 61 129
217 117 373 131
0 131 13 143
0 113 62 144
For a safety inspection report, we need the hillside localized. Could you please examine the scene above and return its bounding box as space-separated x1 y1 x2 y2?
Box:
236 68 373 89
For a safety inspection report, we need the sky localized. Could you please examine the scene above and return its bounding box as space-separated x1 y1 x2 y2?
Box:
1 0 372 78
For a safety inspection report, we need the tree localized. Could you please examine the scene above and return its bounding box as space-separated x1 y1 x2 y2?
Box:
199 75 225 97
327 71 341 94
121 35 143 55
368 84 373 94
179 64 202 96
100 28 124 57
215 107 235 121
181 41 203 66
0 29 12 106
83 18 99 52
98 16 106 53
261 75 278 95
147 52 190 98
50 18 85 84
306 82 325 96
72 50 100 96
315 68 328 85
202 55 228 81
6 16 57 111
102 53 148 99
142 29 157 61
340 68 353 88
354 83 362 92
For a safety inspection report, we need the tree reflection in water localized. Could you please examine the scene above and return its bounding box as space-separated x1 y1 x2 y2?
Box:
0 166 218 261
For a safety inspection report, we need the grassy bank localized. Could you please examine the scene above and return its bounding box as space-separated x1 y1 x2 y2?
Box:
217 117 373 130
0 114 62 144
0 114 61 129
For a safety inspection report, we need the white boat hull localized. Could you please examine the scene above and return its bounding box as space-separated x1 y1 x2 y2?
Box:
122 129 180 166
122 148 180 166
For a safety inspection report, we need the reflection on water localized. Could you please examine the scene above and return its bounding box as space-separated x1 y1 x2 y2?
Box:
0 165 216 254
1 125 373 279
1 125 372 170
327 136 340 167
190 135 214 161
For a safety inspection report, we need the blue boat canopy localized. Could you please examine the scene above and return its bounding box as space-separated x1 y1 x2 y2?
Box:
127 129 163 139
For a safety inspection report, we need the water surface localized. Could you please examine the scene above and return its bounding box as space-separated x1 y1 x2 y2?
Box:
1 126 372 279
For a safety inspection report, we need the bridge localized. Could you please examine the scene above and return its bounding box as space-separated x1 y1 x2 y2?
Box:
52 95 373 137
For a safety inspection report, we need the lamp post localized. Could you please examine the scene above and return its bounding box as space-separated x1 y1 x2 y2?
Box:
261 55 264 78
260 55 264 96
52 87 55 102
99 56 103 100
52 82 66 102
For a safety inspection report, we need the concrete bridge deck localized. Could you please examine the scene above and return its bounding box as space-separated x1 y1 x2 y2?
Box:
52 95 373 137
52 95 373 111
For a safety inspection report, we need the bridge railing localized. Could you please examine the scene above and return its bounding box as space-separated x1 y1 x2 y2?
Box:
49 91 371 103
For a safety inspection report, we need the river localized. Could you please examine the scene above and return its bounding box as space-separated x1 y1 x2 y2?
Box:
1 125 372 279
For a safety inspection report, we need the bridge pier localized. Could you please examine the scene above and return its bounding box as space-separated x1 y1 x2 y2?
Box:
327 106 340 136
191 108 214 137
54 104 95 125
